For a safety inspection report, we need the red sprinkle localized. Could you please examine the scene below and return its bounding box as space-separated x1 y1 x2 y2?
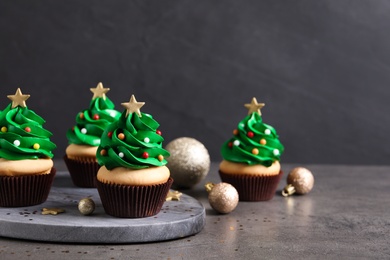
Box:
228 142 233 148
142 152 149 159
93 114 100 120
25 127 31 132
247 131 254 138
156 130 162 135
107 132 113 138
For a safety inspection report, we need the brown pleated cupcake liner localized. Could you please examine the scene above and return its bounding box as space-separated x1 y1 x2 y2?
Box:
0 168 56 207
219 170 283 201
97 177 173 218
63 155 100 188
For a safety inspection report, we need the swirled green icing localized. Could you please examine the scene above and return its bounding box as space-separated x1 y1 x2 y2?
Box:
66 97 121 146
221 112 284 167
0 103 56 160
97 111 170 170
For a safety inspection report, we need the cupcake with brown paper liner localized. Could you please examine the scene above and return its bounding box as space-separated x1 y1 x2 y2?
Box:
219 97 285 201
96 95 172 218
64 83 121 187
0 88 56 207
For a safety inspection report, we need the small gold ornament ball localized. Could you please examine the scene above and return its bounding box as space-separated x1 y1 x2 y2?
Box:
78 198 96 215
286 167 314 195
165 137 210 189
206 182 239 214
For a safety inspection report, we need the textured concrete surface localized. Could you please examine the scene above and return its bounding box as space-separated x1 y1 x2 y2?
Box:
0 161 389 259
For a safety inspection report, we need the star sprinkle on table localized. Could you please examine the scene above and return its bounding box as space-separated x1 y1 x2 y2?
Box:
166 190 183 201
41 208 66 215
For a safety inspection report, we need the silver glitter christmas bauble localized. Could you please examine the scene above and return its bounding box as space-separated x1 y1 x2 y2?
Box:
282 167 314 196
165 137 210 189
78 198 95 215
206 182 239 214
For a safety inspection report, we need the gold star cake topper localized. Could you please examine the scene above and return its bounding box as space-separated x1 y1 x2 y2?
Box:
90 82 110 100
121 95 145 117
166 190 183 201
244 97 265 115
7 88 30 108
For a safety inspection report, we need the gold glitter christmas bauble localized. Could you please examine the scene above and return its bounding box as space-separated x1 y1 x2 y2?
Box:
282 167 314 196
78 198 96 215
165 137 210 189
205 182 239 214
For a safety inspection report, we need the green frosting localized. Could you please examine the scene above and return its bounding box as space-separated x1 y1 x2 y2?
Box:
66 97 121 146
221 112 284 167
97 110 170 170
0 103 56 160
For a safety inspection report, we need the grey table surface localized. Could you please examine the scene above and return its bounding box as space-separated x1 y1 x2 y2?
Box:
0 161 389 260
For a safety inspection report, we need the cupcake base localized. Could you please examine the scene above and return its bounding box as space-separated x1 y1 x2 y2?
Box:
0 168 56 207
219 170 283 201
97 178 173 218
63 155 99 188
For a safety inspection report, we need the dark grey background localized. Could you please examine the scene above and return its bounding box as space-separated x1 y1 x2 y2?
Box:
0 1 389 164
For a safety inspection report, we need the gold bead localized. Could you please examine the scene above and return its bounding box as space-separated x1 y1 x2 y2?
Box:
252 148 259 155
260 139 266 145
1 126 7 133
78 198 95 215
118 133 125 140
233 129 239 135
158 155 164 161
33 143 40 150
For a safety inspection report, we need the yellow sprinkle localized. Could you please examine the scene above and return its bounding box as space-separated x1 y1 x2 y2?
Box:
1 126 7 133
33 143 40 150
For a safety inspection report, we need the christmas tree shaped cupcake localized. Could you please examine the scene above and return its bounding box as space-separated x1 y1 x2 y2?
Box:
96 95 172 218
219 97 284 201
0 88 56 207
64 82 121 187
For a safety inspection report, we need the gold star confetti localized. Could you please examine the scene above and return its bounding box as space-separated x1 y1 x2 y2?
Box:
166 190 183 201
121 95 145 117
7 88 30 108
41 208 65 215
244 97 265 115
90 82 110 100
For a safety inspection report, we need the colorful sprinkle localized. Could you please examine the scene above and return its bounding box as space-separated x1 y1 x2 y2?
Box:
144 137 150 143
107 132 113 138
156 130 162 135
233 129 239 135
252 148 259 155
13 140 20 146
118 133 125 140
260 139 266 145
228 142 233 148
79 112 85 119
142 152 149 159
25 127 31 132
247 131 254 138
100 149 107 156
119 152 124 158
93 114 99 120
33 143 40 150
158 155 164 161
264 129 271 135
233 140 240 146
81 128 87 134
1 126 7 133
273 149 280 156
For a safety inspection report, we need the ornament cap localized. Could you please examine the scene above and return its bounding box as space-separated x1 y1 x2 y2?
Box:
282 184 296 197
205 182 215 193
